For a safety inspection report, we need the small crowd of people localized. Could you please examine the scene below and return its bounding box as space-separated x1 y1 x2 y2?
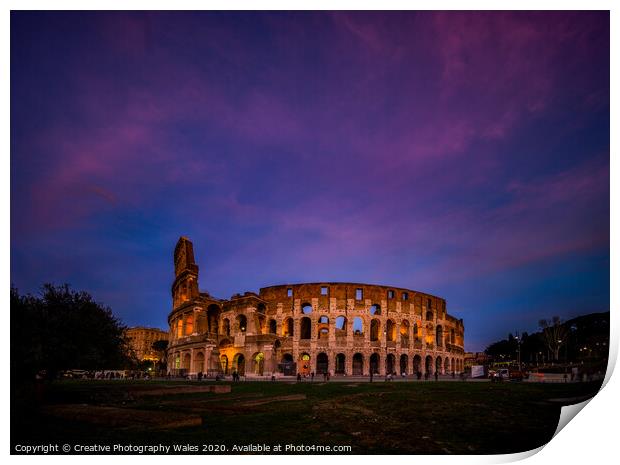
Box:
294 371 332 382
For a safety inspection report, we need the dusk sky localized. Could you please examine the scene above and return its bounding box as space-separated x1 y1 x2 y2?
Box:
11 11 609 351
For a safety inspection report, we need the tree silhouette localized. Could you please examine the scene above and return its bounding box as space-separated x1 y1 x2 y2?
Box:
11 284 131 381
538 316 568 362
152 339 168 353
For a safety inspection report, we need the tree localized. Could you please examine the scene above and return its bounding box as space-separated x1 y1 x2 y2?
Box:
151 339 169 373
152 339 169 353
11 284 132 381
485 336 518 361
538 316 568 362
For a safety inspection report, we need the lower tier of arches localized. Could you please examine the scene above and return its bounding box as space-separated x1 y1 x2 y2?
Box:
169 348 465 378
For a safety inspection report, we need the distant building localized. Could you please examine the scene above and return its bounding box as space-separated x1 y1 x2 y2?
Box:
464 352 489 368
125 327 168 361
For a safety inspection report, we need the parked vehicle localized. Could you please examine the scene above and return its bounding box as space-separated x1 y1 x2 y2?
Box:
490 368 526 381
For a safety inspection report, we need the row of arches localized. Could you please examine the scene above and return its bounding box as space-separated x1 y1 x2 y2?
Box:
171 314 463 354
280 316 458 345
173 349 464 377
302 303 442 321
171 306 463 348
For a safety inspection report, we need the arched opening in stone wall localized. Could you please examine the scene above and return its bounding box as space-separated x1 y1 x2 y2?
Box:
316 352 329 374
413 323 419 341
370 304 381 316
386 319 396 342
196 311 208 334
352 353 363 375
269 319 277 334
335 316 347 336
444 357 450 373
425 324 434 346
300 317 311 339
236 315 247 333
317 315 329 339
298 353 311 375
301 303 313 314
386 353 395 374
400 320 410 343
251 352 264 375
413 354 422 373
450 328 455 344
207 305 221 335
193 352 205 373
233 353 245 375
426 310 434 321
257 303 266 314
256 313 266 335
335 353 346 374
370 353 380 374
451 357 456 373
220 355 229 374
279 353 295 375
283 317 294 337
353 317 363 336
184 314 194 335
436 325 443 346
400 354 409 375
182 353 191 371
370 319 381 341
425 355 433 374
222 318 230 337
436 356 443 375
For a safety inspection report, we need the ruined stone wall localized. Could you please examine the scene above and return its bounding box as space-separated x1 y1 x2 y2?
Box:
166 238 465 378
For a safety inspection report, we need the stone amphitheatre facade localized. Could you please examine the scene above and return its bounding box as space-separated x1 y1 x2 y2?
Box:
167 237 465 378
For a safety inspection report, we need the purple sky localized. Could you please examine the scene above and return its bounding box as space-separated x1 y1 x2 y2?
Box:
11 11 609 351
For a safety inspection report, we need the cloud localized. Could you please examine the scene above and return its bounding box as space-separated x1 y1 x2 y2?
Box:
11 11 609 351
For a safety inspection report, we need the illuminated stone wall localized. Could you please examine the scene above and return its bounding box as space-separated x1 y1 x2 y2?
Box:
167 238 465 377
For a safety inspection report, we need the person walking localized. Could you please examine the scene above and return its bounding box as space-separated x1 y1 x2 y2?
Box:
434 371 439 382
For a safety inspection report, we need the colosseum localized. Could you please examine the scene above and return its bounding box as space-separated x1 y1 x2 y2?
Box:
167 237 465 378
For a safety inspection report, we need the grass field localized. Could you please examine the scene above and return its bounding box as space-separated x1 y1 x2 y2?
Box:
11 379 603 454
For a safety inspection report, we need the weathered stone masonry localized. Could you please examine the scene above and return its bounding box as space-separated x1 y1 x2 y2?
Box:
167 237 465 377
